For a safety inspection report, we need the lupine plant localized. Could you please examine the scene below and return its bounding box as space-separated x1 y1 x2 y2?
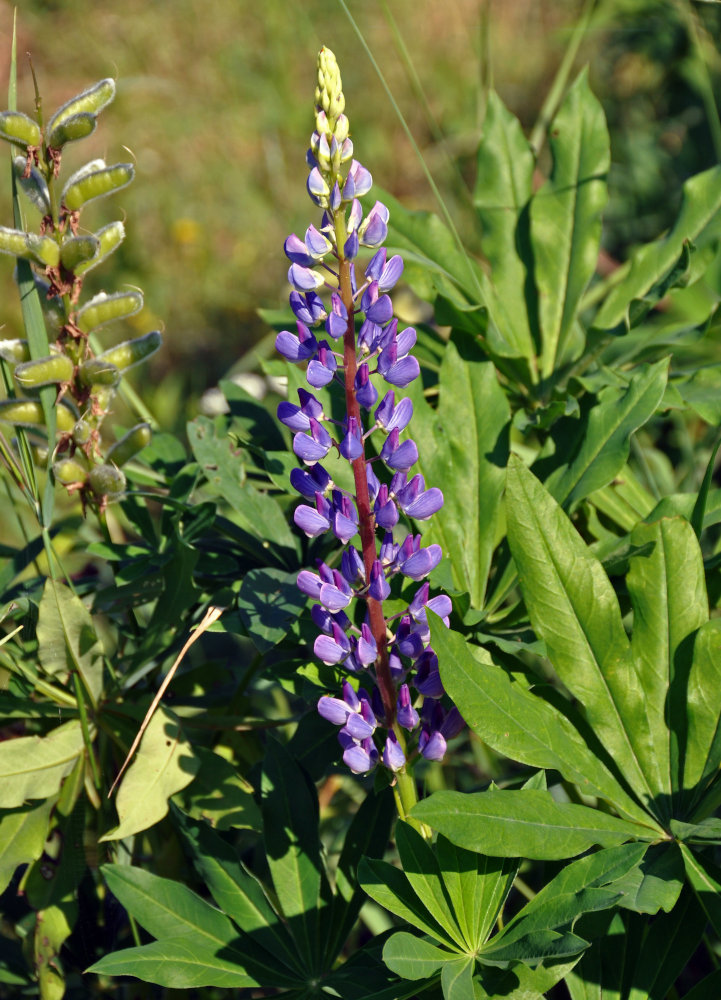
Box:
2 10 721 1000
276 47 460 817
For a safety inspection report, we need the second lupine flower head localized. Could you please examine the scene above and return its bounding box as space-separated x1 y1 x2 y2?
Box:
276 47 461 777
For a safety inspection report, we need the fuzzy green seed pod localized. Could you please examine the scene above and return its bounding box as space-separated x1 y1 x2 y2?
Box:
0 110 42 149
0 338 31 364
59 235 100 271
47 111 97 150
62 162 134 212
0 398 75 432
98 331 161 372
12 157 50 214
0 227 60 267
105 423 151 467
14 353 73 390
72 419 93 446
74 220 125 276
88 463 125 501
76 290 144 333
46 79 115 138
54 456 90 486
78 357 121 388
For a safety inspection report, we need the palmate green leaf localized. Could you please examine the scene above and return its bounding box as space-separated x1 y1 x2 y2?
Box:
412 789 653 860
435 834 517 953
37 578 104 704
261 738 328 970
529 68 609 377
683 618 721 810
474 90 536 360
544 358 668 511
100 706 200 842
594 165 721 331
93 864 263 988
0 720 84 808
237 567 308 654
172 807 304 981
506 457 656 809
406 334 509 608
431 619 650 825
625 517 707 817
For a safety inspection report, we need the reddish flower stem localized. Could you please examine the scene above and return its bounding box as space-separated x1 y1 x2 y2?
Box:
338 257 396 727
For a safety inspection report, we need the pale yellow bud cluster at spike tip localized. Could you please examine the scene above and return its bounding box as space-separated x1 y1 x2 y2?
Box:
315 47 345 135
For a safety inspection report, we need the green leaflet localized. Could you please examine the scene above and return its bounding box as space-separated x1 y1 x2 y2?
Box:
626 517 708 814
412 789 652 860
529 68 610 376
474 89 536 362
505 456 655 808
430 618 650 825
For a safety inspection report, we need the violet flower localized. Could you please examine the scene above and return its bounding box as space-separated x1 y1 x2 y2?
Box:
276 47 461 779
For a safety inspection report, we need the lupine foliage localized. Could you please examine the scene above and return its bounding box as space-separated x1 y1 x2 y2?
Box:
1 11 721 1000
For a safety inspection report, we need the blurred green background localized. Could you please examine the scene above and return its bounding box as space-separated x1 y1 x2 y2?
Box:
0 0 719 431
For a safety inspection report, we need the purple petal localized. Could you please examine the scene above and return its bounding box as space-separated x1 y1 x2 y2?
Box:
369 560 390 601
404 487 444 520
345 712 375 740
297 570 322 599
318 696 349 726
386 397 413 433
400 544 443 581
343 742 376 774
284 234 313 266
383 356 420 388
277 401 310 432
396 684 419 731
357 624 377 666
293 505 330 537
305 224 332 258
314 634 347 665
379 255 404 292
275 329 317 363
385 439 419 472
382 731 406 772
288 263 325 292
419 730 447 762
319 582 352 612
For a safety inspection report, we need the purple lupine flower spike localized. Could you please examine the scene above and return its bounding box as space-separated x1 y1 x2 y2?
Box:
275 46 461 777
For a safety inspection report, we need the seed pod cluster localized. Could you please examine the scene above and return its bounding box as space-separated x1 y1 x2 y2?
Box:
0 77 162 511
